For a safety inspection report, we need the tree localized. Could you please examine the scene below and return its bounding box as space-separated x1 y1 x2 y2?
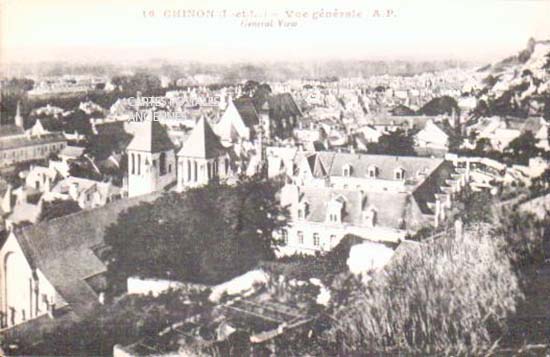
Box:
252 83 272 109
417 96 460 116
104 177 287 288
505 131 540 165
39 199 82 221
367 129 416 156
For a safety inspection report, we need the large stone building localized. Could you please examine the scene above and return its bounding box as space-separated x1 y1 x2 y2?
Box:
277 151 468 255
0 194 159 329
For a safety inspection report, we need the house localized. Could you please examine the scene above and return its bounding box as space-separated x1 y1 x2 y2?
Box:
176 117 232 190
414 119 456 156
470 116 549 151
278 185 425 255
280 151 467 254
2 186 44 229
126 118 176 198
45 176 122 209
0 194 159 329
266 146 299 178
25 164 59 192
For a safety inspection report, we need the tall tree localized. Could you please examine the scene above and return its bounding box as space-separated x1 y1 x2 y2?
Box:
104 177 287 288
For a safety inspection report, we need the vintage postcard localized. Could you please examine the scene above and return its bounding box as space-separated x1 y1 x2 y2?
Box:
0 0 549 355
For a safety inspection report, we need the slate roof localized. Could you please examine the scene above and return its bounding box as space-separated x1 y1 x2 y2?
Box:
126 118 174 153
306 153 328 176
292 186 425 231
14 193 160 315
233 97 260 127
310 152 445 184
0 133 66 151
177 117 226 159
262 93 302 122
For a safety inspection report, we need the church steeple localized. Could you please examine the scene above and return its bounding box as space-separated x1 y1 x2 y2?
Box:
15 101 24 129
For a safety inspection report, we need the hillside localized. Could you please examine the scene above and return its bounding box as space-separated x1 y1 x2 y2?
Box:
474 38 550 119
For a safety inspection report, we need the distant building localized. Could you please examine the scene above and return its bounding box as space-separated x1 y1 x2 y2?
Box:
216 97 260 144
216 94 302 145
0 104 66 167
414 119 456 156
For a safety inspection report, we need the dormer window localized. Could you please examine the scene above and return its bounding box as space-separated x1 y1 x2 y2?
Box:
343 164 353 177
363 207 377 227
297 201 310 220
394 168 405 180
327 197 345 223
368 165 378 178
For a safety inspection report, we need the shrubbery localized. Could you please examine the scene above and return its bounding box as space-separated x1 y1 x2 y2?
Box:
325 226 523 355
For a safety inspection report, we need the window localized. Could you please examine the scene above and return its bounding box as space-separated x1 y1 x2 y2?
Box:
313 233 320 247
281 229 288 245
343 164 352 177
297 231 304 244
159 152 167 176
368 166 378 178
131 153 135 174
395 168 405 180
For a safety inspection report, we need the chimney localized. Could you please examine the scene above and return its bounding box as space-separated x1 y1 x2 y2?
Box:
44 178 52 193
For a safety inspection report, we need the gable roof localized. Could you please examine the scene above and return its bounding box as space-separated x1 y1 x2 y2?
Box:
306 153 328 176
178 117 226 159
0 132 66 151
262 93 302 122
126 118 174 153
311 152 445 184
233 97 260 127
14 193 160 315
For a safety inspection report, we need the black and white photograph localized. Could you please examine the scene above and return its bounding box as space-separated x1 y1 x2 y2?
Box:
0 0 550 355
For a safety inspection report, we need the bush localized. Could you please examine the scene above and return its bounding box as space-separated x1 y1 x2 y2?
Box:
325 225 523 355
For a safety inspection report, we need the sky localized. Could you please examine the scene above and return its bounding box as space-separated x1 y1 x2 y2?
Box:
1 0 549 65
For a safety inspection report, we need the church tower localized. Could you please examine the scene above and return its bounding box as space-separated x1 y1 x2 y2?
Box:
177 117 230 191
127 117 176 198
